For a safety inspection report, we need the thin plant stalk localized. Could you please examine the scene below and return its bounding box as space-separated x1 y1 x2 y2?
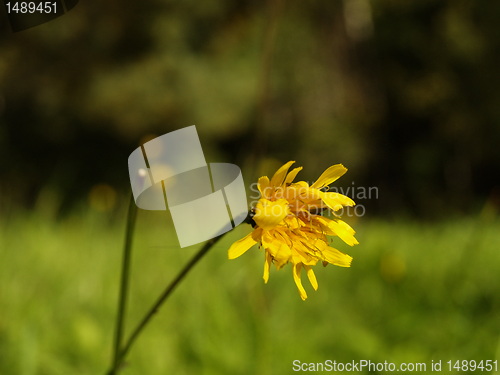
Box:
117 235 223 365
106 215 224 374
108 194 138 375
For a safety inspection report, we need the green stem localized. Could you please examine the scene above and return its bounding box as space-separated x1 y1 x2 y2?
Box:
107 195 138 375
107 233 224 374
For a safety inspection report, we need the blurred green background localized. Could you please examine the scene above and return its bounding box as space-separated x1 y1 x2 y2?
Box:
1 0 499 374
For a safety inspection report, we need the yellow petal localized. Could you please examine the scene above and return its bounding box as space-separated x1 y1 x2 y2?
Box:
284 167 303 185
305 266 318 291
254 199 290 230
289 185 322 202
270 161 295 188
283 215 301 229
292 263 308 300
310 164 347 189
291 238 318 265
322 247 353 267
263 251 272 283
319 191 355 211
262 231 291 267
273 227 293 246
257 176 271 199
329 219 359 246
312 216 335 236
228 231 258 259
293 181 309 188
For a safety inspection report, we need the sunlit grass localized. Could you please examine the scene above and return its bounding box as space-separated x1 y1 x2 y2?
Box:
1 202 499 375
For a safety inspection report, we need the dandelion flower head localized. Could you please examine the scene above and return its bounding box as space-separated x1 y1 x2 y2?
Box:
228 161 359 300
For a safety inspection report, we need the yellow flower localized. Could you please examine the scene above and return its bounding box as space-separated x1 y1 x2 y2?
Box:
228 161 359 300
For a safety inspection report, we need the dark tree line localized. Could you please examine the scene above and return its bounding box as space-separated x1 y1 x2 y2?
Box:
0 0 499 217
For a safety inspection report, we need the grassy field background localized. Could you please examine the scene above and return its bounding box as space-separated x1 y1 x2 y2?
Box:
1 200 499 375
